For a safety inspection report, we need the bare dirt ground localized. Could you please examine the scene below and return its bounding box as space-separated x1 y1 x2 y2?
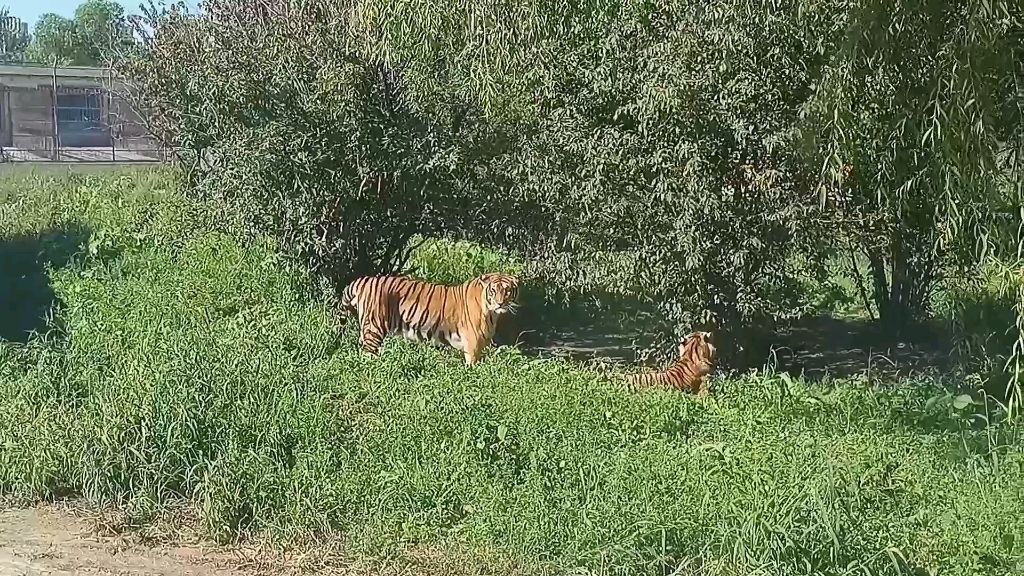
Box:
0 505 262 576
0 504 529 576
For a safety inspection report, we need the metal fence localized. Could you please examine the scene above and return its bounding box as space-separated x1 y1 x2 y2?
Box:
0 82 168 165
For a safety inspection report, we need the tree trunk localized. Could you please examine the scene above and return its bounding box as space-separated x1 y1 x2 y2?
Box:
866 247 891 321
864 233 934 337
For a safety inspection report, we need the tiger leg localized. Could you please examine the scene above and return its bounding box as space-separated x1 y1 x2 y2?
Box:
462 334 484 366
695 375 711 397
358 314 387 356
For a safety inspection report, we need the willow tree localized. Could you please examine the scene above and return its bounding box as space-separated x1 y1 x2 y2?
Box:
808 0 1024 407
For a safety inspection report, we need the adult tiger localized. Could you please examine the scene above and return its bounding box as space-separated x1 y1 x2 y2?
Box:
624 331 717 395
339 272 521 366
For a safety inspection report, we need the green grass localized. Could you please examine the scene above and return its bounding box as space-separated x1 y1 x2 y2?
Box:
1 169 1023 575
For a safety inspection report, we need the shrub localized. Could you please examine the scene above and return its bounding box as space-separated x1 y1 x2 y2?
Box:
120 1 513 297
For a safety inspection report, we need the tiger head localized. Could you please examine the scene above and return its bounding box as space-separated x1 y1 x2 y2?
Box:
477 273 520 315
679 331 717 373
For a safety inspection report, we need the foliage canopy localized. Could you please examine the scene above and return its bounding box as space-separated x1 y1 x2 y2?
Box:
122 0 1023 382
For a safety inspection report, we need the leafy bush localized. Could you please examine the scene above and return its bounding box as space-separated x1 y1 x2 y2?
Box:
121 1 513 296
458 2 836 363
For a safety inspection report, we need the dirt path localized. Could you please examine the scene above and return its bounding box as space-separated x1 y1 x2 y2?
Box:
0 505 515 576
0 506 247 576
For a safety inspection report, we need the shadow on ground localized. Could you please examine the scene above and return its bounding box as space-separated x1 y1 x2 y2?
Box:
751 315 953 381
497 286 956 382
0 223 92 342
493 284 671 366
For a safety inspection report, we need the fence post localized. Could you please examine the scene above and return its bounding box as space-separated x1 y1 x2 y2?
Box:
50 58 59 161
108 86 115 162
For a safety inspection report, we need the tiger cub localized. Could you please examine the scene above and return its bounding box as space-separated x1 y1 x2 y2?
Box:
624 331 717 395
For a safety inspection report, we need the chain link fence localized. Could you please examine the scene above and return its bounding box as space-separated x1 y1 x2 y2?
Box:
0 66 167 164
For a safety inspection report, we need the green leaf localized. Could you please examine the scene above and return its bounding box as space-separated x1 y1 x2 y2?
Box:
952 394 975 410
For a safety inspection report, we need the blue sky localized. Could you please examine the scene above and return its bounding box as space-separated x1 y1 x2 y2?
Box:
4 1 136 30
